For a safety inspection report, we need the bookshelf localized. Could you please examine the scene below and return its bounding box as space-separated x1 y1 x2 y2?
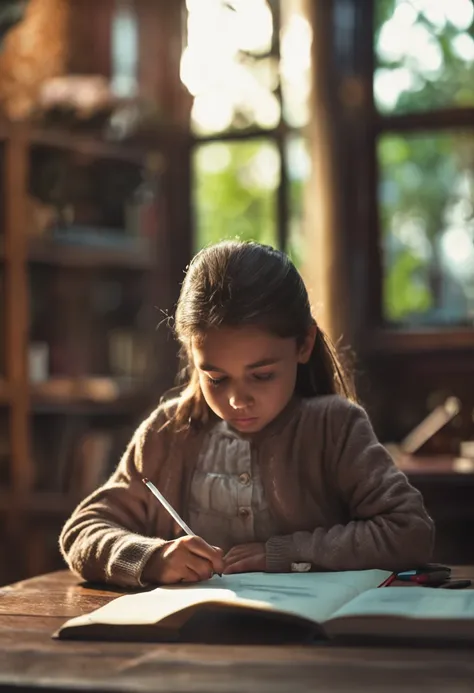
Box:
0 119 176 584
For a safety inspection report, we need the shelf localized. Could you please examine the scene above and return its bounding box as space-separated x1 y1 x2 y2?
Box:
0 118 165 164
0 110 170 584
28 239 154 270
32 397 149 416
31 377 152 415
29 127 150 165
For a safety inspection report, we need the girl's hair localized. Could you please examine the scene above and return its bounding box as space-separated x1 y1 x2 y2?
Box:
169 240 356 428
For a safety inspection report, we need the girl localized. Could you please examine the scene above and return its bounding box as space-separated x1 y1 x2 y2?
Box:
60 241 434 587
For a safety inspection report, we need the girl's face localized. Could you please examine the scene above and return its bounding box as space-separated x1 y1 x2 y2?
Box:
191 325 315 433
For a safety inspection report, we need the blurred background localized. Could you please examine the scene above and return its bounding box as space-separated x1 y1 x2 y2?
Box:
0 0 473 586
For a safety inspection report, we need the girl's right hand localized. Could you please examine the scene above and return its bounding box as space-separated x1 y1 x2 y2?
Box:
143 535 224 584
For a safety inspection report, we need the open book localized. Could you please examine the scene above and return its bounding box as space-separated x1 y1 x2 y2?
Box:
55 570 474 644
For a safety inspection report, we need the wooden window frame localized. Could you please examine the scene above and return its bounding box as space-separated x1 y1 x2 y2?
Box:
337 0 474 357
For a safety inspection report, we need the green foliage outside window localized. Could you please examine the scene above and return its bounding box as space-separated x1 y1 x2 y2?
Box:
376 0 474 326
193 140 279 251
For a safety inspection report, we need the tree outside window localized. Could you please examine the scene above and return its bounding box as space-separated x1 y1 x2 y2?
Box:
375 0 474 327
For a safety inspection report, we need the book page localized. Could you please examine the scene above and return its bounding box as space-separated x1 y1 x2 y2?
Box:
331 586 474 622
61 569 390 631
188 571 391 624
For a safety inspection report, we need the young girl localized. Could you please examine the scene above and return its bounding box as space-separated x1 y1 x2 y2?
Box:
60 241 434 587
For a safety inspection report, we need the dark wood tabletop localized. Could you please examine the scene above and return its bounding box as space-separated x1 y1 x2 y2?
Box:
1 568 474 693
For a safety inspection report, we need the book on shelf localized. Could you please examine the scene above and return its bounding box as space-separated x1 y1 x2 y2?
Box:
71 429 115 497
68 424 134 497
54 569 474 645
33 415 133 495
108 329 151 380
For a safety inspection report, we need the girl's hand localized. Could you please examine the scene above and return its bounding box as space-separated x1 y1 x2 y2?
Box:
143 536 224 584
223 542 266 574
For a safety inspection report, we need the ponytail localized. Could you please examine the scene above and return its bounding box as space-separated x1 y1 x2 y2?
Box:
296 327 357 402
162 349 210 431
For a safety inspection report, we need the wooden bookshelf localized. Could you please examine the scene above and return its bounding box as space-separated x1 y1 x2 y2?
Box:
0 0 193 584
0 120 175 585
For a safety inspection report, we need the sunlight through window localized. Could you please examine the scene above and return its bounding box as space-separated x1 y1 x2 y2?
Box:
183 0 313 262
375 0 474 113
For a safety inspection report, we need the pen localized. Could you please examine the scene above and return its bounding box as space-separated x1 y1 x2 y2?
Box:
380 573 397 587
397 564 451 578
409 570 451 585
142 478 222 576
143 477 195 536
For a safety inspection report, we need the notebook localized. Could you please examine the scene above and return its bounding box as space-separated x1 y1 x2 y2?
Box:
54 570 474 644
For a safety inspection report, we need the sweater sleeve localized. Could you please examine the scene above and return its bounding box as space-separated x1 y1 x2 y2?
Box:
266 401 435 573
59 411 170 588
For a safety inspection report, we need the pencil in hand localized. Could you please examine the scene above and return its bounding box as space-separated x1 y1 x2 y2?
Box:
142 478 222 577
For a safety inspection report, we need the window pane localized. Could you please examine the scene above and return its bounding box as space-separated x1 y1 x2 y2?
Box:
193 140 279 250
379 131 474 326
111 0 139 98
375 0 474 114
182 0 280 135
286 135 311 268
281 0 312 128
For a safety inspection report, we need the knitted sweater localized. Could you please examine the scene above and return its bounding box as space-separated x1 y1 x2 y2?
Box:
59 395 434 587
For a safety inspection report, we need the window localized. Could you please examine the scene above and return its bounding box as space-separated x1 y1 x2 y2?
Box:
181 0 312 264
375 0 474 328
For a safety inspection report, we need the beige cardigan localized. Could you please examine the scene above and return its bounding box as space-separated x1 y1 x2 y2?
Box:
59 395 434 587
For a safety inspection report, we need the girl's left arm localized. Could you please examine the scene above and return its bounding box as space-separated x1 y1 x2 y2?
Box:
266 402 435 573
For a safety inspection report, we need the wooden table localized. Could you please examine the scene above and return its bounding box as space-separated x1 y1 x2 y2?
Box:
1 569 474 693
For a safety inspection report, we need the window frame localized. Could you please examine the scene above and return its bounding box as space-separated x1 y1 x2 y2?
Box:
188 0 303 255
344 0 474 356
